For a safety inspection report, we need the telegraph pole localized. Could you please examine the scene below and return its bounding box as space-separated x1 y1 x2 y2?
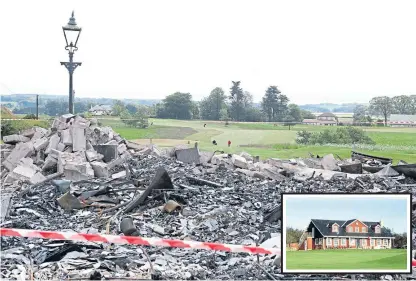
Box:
36 94 39 119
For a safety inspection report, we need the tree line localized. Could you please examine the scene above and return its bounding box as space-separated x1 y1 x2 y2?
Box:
354 95 416 125
154 81 315 122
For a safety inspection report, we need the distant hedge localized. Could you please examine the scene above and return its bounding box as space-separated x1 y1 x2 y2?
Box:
296 127 375 145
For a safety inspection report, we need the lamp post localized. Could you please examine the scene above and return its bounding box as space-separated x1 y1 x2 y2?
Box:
61 11 82 114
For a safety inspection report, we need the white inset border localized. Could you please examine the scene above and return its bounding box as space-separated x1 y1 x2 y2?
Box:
282 193 411 274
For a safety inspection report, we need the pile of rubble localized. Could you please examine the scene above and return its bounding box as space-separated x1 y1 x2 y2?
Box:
1 114 416 280
1 114 163 187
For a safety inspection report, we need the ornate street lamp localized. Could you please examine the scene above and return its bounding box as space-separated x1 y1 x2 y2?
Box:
61 11 82 114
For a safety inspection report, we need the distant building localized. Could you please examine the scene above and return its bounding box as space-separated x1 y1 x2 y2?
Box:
89 104 112 116
389 114 416 127
302 112 338 126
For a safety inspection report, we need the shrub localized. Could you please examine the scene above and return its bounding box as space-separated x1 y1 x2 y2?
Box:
23 114 37 119
296 126 375 145
296 130 312 144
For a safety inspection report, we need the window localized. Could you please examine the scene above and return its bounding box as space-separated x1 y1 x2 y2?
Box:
341 238 346 246
334 239 339 247
375 226 381 233
377 239 381 246
361 239 367 246
350 238 355 246
332 225 338 232
315 238 322 245
348 226 353 232
355 227 359 232
327 238 332 245
370 239 375 246
362 227 367 233
384 239 388 246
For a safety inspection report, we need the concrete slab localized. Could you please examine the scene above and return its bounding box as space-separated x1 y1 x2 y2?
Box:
90 161 109 178
57 142 66 152
60 113 75 123
117 143 127 154
3 142 35 171
33 137 49 151
175 147 200 164
74 115 89 126
45 134 60 154
111 170 127 179
30 172 47 184
321 154 339 171
12 165 37 180
42 155 58 171
231 154 248 169
61 129 73 145
0 194 12 222
31 127 48 141
86 150 104 162
21 128 36 138
93 144 118 163
2 135 30 144
72 126 86 151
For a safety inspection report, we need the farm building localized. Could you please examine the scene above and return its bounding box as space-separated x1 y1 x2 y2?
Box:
389 114 416 127
89 104 113 116
298 219 394 250
302 112 338 126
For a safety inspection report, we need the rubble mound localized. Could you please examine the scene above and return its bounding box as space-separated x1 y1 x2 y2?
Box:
1 114 416 280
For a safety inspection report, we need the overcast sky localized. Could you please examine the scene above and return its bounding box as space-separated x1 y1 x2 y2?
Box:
1 0 416 104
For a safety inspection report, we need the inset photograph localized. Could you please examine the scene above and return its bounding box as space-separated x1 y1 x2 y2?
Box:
281 193 411 274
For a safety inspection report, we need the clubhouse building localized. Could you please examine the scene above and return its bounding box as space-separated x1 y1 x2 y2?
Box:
298 219 395 250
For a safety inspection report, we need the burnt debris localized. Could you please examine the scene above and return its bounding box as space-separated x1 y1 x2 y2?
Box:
1 114 416 280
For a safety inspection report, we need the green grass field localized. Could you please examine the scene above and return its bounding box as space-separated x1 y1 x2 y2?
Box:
97 118 416 163
285 249 407 270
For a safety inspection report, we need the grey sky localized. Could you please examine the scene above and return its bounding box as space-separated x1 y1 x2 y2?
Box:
1 0 416 104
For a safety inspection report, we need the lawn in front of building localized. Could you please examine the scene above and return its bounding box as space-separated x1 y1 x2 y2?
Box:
285 249 407 270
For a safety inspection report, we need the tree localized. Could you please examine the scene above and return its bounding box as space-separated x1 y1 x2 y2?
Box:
200 87 227 120
353 105 369 125
44 100 68 116
409 95 416 115
156 92 194 120
300 110 316 120
74 101 90 114
286 227 304 245
125 103 138 114
229 81 245 121
287 104 302 122
191 101 200 119
245 107 264 122
112 100 126 116
219 107 230 122
275 93 289 121
369 96 393 126
261 86 279 121
392 95 411 114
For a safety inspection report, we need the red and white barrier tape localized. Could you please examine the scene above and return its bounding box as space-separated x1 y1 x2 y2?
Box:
0 228 279 255
2 228 415 266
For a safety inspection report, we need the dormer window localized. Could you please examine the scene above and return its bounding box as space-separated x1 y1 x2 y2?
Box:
355 227 359 232
375 225 381 233
332 224 339 232
362 227 367 233
348 226 353 232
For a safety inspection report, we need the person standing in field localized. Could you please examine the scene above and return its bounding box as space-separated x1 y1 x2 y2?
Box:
228 140 231 147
